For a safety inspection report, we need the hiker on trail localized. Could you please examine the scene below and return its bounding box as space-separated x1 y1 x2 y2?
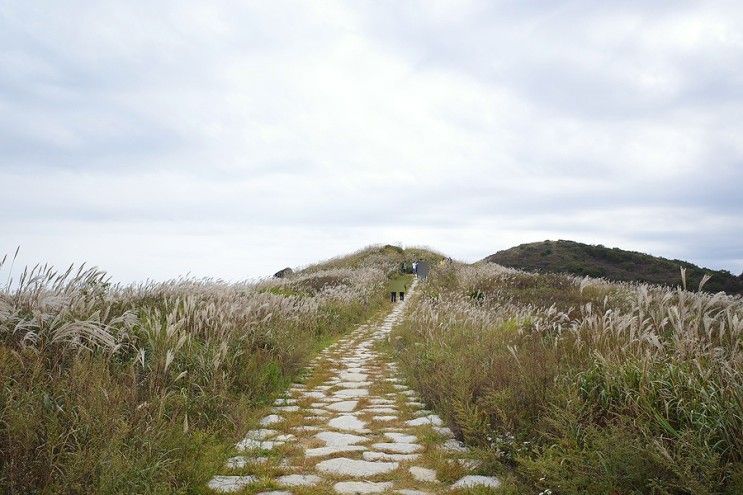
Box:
390 291 397 302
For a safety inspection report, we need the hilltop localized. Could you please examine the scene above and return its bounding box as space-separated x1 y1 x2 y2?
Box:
483 239 743 295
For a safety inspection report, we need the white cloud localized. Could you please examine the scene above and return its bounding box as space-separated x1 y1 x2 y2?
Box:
1 0 741 280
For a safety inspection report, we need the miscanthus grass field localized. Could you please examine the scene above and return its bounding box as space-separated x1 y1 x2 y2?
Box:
0 246 422 493
1 245 741 494
392 262 743 494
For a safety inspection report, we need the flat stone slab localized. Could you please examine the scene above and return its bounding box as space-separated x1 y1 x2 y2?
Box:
225 456 248 469
409 466 437 483
334 481 393 494
336 381 373 389
372 442 422 454
339 372 368 382
405 415 442 427
303 391 327 400
257 491 292 495
451 475 501 489
245 428 278 440
335 389 369 398
293 425 321 433
259 415 283 426
328 415 368 432
208 475 257 492
305 445 367 457
364 407 397 413
327 400 358 412
396 490 430 495
277 474 323 486
316 431 368 446
363 451 420 462
316 457 399 477
373 416 397 422
384 432 417 443
306 408 330 415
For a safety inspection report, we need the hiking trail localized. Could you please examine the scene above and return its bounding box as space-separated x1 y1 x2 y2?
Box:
208 280 500 494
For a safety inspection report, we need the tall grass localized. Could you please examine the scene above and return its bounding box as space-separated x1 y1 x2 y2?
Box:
0 246 404 493
393 262 743 494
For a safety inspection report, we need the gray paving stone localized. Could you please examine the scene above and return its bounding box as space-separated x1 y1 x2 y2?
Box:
362 451 420 462
334 481 393 494
316 457 399 476
328 415 368 432
305 445 367 457
371 442 422 454
277 474 323 486
259 414 283 426
315 431 368 446
327 400 358 412
409 466 438 482
451 475 501 489
208 475 257 492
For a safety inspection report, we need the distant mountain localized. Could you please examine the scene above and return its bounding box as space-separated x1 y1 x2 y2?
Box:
483 240 743 295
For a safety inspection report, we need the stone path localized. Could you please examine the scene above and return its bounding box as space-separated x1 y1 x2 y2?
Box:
208 280 500 494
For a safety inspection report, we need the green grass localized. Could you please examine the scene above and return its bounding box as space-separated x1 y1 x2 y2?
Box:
484 239 743 295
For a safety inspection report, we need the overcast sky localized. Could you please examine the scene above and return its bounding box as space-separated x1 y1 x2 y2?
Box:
1 1 742 282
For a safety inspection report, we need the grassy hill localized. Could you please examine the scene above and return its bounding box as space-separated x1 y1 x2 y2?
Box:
483 239 743 295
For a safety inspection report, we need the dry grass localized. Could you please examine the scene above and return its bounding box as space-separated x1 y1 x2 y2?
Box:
0 246 415 494
392 261 743 494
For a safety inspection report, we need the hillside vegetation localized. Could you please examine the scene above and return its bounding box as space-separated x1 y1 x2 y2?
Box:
484 240 743 295
0 245 434 493
392 262 743 494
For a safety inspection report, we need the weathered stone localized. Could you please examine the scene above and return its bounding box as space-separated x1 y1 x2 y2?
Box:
384 432 417 443
273 434 296 442
371 442 422 454
335 389 369 398
305 445 367 457
362 451 420 462
225 456 247 469
273 267 293 278
336 381 372 389
315 431 368 446
277 474 323 486
364 407 397 414
372 415 397 422
245 428 278 440
405 415 442 427
451 475 501 489
326 400 358 412
409 466 438 483
328 415 368 432
208 475 256 492
259 414 283 426
334 481 393 494
316 457 399 477
339 372 368 382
